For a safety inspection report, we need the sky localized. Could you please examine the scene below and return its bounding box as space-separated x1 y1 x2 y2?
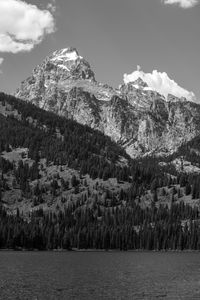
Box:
0 0 200 100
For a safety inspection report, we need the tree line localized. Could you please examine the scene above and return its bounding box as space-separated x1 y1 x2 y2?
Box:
0 200 199 250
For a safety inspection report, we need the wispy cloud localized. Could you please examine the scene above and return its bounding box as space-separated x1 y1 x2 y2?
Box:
162 0 199 8
0 0 56 54
123 67 196 102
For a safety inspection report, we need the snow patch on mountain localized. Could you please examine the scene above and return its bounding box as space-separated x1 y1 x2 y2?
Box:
51 49 83 62
123 66 196 102
57 65 70 71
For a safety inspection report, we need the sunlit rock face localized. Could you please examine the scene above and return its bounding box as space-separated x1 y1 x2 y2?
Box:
16 48 200 158
15 48 95 108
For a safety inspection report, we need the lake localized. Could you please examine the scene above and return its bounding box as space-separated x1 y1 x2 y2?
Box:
0 251 200 299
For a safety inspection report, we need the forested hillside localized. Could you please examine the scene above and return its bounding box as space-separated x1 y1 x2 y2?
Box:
0 92 130 180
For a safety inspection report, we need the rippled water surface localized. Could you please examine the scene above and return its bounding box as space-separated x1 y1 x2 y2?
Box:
0 251 200 299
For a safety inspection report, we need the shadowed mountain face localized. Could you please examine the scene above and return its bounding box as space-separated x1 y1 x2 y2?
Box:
16 48 200 158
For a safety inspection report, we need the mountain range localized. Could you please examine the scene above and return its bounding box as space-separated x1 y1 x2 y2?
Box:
15 47 200 158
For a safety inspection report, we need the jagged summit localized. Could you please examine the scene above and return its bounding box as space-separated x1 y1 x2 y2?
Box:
47 47 95 81
15 47 96 108
49 48 82 65
123 66 149 89
53 47 79 56
131 77 149 89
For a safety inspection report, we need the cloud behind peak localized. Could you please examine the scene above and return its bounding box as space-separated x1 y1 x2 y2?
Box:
162 0 199 8
123 67 196 102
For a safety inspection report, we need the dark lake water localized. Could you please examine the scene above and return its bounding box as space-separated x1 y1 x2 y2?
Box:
0 251 200 299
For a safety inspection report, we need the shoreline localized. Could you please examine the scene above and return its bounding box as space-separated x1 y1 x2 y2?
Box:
0 248 200 253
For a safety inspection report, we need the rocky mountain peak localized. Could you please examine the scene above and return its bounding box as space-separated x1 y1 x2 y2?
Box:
130 77 149 89
49 47 86 74
15 47 96 108
47 47 95 81
52 47 80 59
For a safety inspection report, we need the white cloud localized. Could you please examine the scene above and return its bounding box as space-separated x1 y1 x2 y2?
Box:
0 0 55 54
162 0 199 8
123 66 196 101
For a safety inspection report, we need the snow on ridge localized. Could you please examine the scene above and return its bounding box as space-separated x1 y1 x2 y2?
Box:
131 85 153 92
58 64 70 71
143 87 153 91
51 49 83 62
123 66 196 102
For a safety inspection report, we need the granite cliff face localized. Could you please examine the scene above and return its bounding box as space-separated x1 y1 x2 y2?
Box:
15 48 200 158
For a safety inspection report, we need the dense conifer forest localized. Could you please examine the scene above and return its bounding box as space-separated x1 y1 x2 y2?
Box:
0 201 199 250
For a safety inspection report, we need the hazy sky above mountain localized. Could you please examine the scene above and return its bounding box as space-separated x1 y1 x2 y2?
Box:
0 0 200 100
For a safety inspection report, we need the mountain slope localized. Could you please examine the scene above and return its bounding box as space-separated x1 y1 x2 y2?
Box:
0 92 135 212
0 92 130 172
